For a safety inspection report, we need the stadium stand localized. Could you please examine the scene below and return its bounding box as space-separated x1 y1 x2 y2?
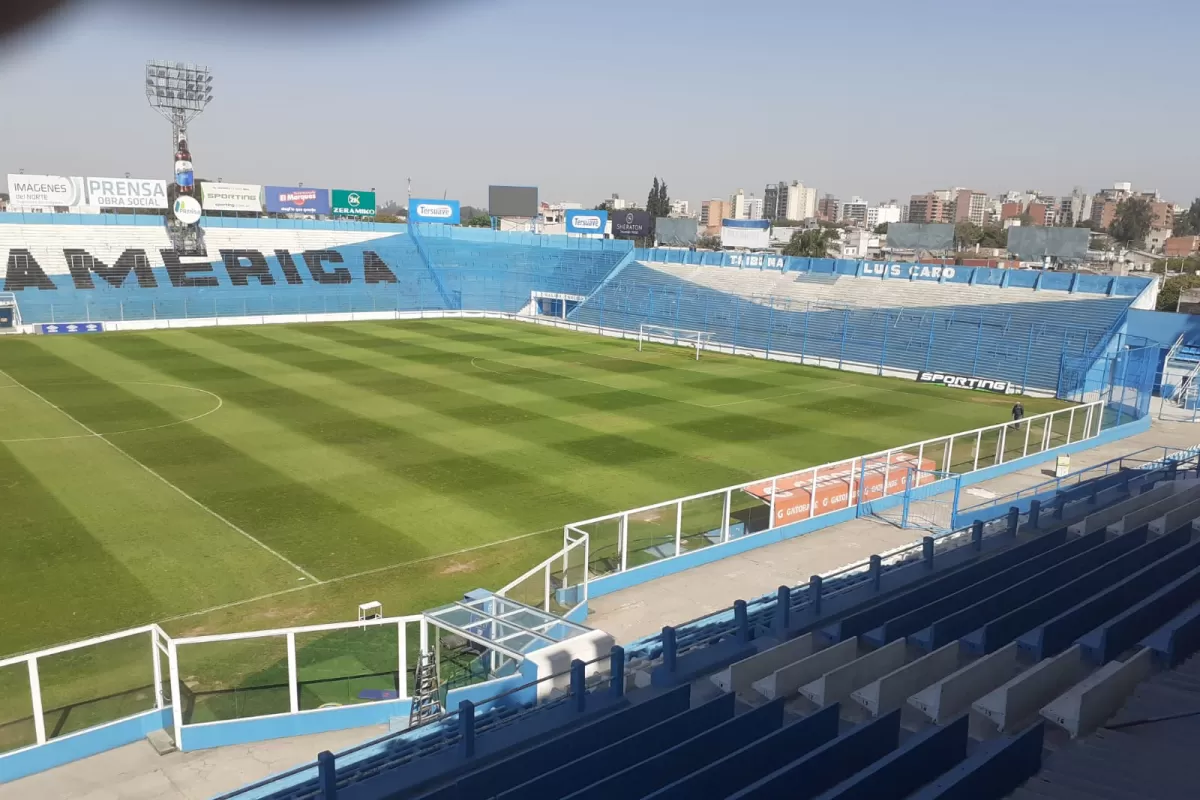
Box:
570 261 1136 392
218 447 1200 800
0 217 633 323
0 216 1151 397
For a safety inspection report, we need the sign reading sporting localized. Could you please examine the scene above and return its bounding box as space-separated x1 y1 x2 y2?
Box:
332 189 376 218
265 186 330 216
408 198 461 224
917 371 1011 394
565 209 607 235
200 182 262 212
6 174 86 208
612 210 651 238
86 177 168 209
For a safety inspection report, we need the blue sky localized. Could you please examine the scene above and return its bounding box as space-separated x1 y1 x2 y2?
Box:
1 0 1196 210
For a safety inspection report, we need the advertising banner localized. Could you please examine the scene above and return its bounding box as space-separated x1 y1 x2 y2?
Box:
200 182 263 212
264 186 330 216
6 174 86 207
612 210 651 238
916 371 1011 394
39 323 104 335
173 196 202 225
408 198 461 224
744 453 936 526
332 189 377 218
174 159 194 188
565 209 608 235
720 218 770 249
85 177 168 209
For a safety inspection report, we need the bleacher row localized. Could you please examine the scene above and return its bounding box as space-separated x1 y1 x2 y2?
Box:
236 448 1200 800
570 262 1131 391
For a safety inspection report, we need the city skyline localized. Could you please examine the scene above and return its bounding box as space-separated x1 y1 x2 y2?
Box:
0 0 1197 209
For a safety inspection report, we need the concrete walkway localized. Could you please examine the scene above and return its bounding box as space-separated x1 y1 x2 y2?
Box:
585 419 1195 643
3 419 1193 799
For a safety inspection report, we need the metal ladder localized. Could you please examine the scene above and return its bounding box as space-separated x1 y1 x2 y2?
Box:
408 650 444 728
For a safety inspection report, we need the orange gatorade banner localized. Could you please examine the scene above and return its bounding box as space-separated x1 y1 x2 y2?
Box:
745 453 938 526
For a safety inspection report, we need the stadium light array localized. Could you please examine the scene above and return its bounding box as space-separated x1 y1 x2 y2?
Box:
145 60 213 136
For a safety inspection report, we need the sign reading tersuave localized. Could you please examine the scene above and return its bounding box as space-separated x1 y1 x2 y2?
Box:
85 177 168 209
917 371 1011 394
6 174 86 207
265 186 330 216
331 189 376 218
565 209 608 235
408 199 461 224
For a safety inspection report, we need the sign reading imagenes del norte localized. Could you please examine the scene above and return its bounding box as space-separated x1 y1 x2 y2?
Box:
331 189 376 218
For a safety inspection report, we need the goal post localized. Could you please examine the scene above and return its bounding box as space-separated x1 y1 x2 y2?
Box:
0 293 23 334
637 324 714 361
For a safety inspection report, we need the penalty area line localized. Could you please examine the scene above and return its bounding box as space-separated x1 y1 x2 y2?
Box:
0 368 322 586
155 525 564 627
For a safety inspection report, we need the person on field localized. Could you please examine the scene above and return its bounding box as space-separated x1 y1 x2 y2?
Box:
1011 401 1025 424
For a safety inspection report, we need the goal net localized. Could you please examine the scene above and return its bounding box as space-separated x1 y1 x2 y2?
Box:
0 293 23 335
637 324 715 361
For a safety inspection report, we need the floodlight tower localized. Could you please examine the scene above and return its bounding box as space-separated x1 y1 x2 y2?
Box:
144 60 213 152
146 61 212 252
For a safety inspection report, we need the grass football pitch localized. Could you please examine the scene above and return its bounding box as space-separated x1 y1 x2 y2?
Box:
0 318 1070 739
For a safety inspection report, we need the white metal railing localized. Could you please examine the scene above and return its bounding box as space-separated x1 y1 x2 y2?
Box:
496 533 589 618
0 614 426 763
528 401 1104 602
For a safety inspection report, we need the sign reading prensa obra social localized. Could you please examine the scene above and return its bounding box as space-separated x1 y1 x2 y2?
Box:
332 189 376 218
86 177 168 209
6 174 86 207
565 209 608 235
408 198 461 224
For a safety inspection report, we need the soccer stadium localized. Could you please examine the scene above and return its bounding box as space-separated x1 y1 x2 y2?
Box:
4 21 1200 800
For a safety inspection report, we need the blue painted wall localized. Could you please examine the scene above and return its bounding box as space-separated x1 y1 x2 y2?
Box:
1127 309 1200 347
0 708 171 784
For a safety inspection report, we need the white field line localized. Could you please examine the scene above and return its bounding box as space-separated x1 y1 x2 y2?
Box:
155 524 562 625
0 368 321 585
2 524 567 659
0 381 224 443
471 354 876 411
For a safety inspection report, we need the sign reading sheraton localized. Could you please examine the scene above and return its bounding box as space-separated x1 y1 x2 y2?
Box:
331 189 376 218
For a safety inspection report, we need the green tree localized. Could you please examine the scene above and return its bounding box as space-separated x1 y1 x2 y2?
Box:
1157 273 1200 311
369 213 401 223
1173 198 1200 237
462 214 492 228
1109 196 1153 247
956 221 983 247
979 225 1008 249
782 228 837 258
696 234 722 250
873 221 890 234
